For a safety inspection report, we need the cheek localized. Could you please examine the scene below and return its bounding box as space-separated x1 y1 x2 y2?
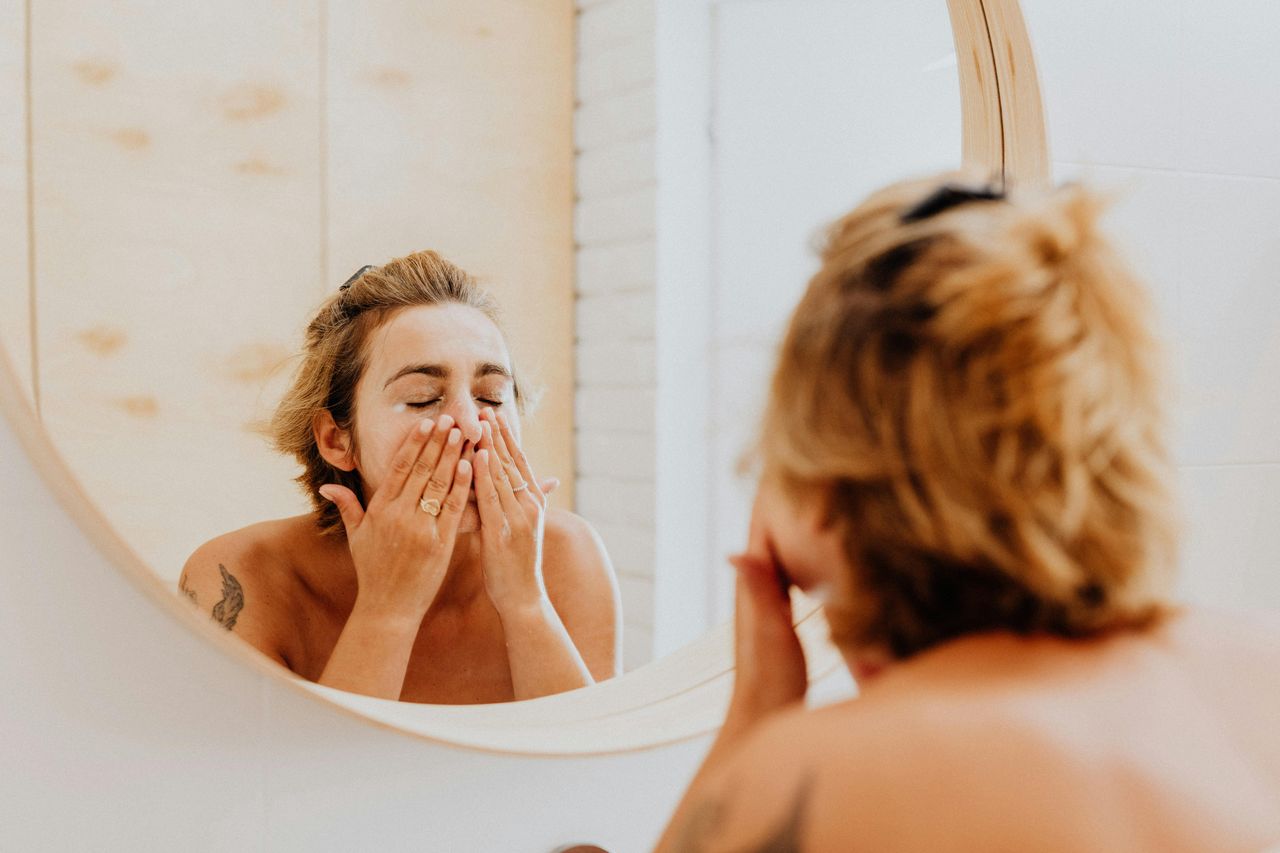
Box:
357 422 416 493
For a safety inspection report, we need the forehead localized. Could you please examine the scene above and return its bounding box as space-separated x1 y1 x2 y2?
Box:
364 303 510 377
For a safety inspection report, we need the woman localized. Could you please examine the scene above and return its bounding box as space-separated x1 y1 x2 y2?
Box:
179 251 622 703
658 177 1280 850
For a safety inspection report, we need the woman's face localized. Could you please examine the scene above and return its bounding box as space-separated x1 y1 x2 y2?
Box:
348 303 520 533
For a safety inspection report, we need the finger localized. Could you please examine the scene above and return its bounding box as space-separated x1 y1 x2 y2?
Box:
472 448 508 530
729 553 794 622
399 414 456 504
492 408 543 504
318 484 365 533
379 416 439 504
434 458 473 545
417 425 464 509
483 410 528 500
539 477 560 496
480 421 523 518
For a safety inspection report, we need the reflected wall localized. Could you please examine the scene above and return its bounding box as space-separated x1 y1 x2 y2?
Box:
3 1 576 579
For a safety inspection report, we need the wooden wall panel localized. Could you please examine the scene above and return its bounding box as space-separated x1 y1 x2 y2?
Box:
325 0 577 509
32 0 323 579
0 0 33 408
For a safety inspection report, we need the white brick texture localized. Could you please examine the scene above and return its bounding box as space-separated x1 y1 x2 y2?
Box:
575 0 659 670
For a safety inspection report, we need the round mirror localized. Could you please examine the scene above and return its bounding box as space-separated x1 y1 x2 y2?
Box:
0 0 1042 751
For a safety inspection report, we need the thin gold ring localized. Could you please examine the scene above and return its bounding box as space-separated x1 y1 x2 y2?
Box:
512 481 529 493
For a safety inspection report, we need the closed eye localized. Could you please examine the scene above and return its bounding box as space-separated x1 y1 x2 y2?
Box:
406 398 503 408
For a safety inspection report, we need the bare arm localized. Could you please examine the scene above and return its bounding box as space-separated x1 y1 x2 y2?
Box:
315 414 473 699
472 431 595 700
177 548 289 668
497 597 595 700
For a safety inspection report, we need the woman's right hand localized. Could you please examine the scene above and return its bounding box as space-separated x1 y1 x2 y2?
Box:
318 414 473 622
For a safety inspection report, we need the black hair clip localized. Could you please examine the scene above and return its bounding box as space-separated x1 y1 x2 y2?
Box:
901 182 1006 223
340 264 377 291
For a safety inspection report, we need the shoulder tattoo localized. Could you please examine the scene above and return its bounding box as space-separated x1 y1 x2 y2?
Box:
211 564 245 631
675 771 814 853
178 571 198 605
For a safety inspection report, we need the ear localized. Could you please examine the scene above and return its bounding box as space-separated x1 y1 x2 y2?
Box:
313 410 356 472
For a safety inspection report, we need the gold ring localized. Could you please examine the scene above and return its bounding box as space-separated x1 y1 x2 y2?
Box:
512 481 529 493
419 497 442 516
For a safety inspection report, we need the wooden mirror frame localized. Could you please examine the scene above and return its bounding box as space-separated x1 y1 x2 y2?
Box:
0 0 1047 756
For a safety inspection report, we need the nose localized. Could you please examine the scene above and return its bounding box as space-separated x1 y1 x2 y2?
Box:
442 395 483 447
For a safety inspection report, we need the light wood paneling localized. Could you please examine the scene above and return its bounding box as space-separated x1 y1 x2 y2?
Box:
325 0 576 509
0 0 32 408
32 1 324 580
984 0 1050 185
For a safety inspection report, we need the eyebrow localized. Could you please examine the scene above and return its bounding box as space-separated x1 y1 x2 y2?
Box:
383 362 513 389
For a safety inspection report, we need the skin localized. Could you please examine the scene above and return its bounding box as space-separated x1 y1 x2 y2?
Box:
178 303 622 703
656 473 1280 852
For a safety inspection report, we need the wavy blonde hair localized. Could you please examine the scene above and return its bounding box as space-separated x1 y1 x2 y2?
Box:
759 175 1179 659
270 250 526 537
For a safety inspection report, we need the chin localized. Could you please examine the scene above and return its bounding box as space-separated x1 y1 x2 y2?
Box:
457 503 481 534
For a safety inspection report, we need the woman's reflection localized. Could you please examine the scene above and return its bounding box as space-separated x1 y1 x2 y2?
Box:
178 251 622 702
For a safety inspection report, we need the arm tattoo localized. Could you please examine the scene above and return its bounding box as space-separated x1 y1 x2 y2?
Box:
212 564 244 630
748 771 813 853
178 572 198 605
673 791 729 853
674 772 814 853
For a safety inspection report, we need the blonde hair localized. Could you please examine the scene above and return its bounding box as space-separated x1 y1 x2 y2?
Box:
270 250 525 537
759 175 1180 659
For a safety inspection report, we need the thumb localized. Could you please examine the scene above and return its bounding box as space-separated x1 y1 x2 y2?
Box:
318 484 364 532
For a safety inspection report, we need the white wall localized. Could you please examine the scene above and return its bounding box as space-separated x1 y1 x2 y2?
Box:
0 395 708 852
705 0 962 625
1022 0 1280 609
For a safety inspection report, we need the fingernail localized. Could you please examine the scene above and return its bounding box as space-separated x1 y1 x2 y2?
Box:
448 428 461 445
438 414 454 430
318 487 334 502
418 418 434 434
457 459 471 475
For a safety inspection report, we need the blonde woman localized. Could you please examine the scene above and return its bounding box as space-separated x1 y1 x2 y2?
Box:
658 177 1280 850
179 252 621 703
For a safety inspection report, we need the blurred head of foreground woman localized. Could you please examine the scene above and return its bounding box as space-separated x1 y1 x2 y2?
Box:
758 174 1179 668
657 176 1280 852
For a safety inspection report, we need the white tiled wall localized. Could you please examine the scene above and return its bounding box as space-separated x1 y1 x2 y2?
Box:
573 0 659 670
1022 0 1280 608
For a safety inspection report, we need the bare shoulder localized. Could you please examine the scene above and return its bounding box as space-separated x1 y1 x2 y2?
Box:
672 689 1080 851
542 508 621 603
178 517 301 665
542 507 622 679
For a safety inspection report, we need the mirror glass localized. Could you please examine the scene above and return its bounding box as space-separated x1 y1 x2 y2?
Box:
1 0 963 702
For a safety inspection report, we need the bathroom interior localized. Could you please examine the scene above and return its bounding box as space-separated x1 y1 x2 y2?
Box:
2 0 1278 850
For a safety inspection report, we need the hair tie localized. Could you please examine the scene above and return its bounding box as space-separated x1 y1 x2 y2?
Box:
340 265 377 291
901 182 1006 223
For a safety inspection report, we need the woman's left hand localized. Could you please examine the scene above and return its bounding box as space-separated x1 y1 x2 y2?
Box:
472 407 550 617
